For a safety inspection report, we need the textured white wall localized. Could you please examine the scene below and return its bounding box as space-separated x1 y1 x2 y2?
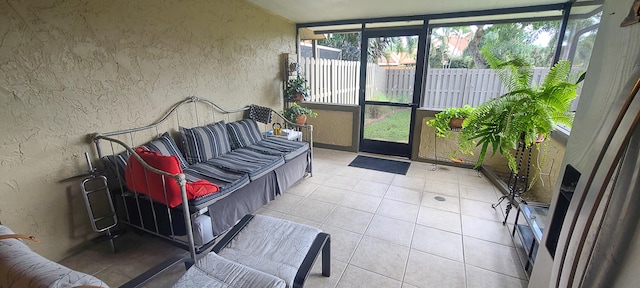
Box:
0 0 294 260
529 0 640 285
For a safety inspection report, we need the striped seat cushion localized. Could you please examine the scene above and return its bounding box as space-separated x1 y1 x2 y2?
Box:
183 163 251 206
226 119 264 149
207 149 285 181
180 121 231 165
142 132 190 169
246 138 309 162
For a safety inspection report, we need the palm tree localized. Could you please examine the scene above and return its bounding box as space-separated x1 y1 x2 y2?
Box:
431 26 473 68
431 27 452 68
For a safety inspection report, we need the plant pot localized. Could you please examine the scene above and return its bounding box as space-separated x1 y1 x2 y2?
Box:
535 133 545 143
294 93 304 103
296 114 307 125
448 117 464 129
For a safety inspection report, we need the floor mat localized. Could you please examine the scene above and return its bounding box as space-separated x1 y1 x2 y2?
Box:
348 155 410 175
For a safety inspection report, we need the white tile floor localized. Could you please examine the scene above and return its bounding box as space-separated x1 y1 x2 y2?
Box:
59 148 530 287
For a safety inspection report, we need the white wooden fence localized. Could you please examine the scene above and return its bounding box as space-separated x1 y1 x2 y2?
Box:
423 68 550 108
299 57 551 108
300 57 361 105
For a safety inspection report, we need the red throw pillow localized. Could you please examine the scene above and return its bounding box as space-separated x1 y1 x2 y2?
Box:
125 147 219 208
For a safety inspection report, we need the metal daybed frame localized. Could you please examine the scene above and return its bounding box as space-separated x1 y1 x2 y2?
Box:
91 96 313 261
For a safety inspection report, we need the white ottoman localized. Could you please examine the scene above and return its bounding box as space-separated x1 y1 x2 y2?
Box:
212 214 330 288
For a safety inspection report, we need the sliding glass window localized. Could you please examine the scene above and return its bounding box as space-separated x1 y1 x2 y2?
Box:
556 4 603 132
298 25 362 105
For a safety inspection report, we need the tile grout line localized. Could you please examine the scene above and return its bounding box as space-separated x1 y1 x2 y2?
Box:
298 167 373 287
400 187 423 287
279 180 352 287
336 173 410 286
457 178 471 288
507 215 532 282
465 262 531 282
496 188 530 281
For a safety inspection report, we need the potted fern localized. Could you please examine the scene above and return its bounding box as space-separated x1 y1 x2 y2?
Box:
460 51 584 173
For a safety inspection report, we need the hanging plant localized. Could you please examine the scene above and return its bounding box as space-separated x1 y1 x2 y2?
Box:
285 76 310 102
426 105 475 138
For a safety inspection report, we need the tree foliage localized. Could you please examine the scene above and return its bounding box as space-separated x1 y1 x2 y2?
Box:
316 14 600 70
318 33 361 61
470 22 560 68
318 32 391 63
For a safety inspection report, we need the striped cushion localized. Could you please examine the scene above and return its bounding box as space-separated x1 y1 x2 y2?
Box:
245 138 309 162
208 149 284 181
180 121 232 165
143 132 189 169
183 163 251 205
101 150 131 188
226 119 264 149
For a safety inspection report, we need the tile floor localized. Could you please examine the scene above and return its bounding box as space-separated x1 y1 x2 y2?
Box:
59 148 530 287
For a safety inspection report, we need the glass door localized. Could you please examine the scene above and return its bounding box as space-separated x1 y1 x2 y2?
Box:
360 29 425 157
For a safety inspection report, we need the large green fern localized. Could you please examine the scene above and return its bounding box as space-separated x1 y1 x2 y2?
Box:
460 50 582 173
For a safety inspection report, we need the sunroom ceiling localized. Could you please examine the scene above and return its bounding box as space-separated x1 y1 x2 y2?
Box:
247 0 593 24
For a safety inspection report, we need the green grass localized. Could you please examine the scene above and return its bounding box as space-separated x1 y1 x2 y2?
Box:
369 93 411 103
363 110 411 143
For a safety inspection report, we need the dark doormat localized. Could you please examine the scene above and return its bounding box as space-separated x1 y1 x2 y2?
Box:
348 155 411 175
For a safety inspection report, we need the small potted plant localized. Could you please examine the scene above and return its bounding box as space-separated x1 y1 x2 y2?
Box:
285 76 310 102
283 103 317 125
426 104 475 138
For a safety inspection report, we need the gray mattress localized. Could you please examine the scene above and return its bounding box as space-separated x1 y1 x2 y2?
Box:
274 150 309 194
207 148 285 181
245 137 310 161
182 163 251 208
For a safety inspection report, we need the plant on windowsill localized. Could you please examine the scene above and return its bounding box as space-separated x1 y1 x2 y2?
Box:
285 75 310 102
426 105 475 162
426 105 475 138
459 49 585 179
283 102 317 125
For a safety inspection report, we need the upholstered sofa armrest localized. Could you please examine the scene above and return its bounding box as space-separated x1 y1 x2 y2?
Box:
0 225 108 288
